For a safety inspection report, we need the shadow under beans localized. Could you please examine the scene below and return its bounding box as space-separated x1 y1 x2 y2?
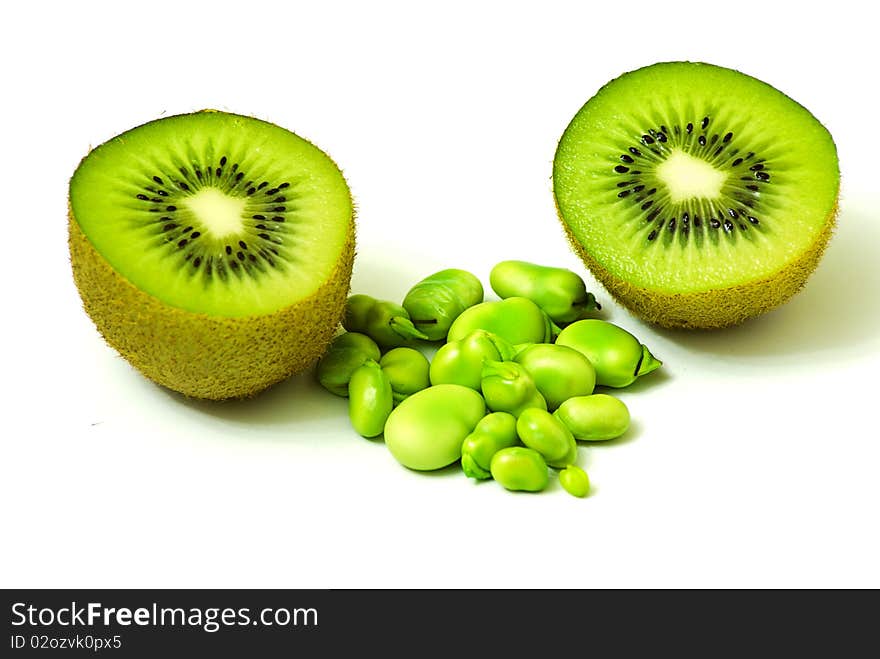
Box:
653 206 880 364
410 461 467 479
597 368 674 396
578 417 644 450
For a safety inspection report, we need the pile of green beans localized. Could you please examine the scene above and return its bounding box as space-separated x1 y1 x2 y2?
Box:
314 261 663 498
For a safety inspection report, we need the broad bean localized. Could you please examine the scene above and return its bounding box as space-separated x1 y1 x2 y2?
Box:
447 297 555 345
383 384 486 471
547 435 579 469
379 347 430 404
316 332 381 397
490 260 600 324
559 465 591 498
490 447 549 493
429 329 516 390
480 360 547 417
402 268 484 341
348 360 394 438
554 394 630 441
343 294 429 348
514 343 596 410
516 408 575 463
555 319 661 388
460 412 519 480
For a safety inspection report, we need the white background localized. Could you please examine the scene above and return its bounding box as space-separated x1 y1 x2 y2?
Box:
2 1 878 589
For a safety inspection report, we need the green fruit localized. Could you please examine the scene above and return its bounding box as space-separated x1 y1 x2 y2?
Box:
69 111 355 399
553 61 839 329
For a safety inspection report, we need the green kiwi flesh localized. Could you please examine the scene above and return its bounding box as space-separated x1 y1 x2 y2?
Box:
553 62 839 329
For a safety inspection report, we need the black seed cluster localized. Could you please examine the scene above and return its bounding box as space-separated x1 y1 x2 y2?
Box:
131 154 297 280
609 115 773 244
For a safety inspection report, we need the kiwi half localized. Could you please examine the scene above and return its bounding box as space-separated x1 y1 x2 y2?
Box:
69 111 355 399
553 62 839 329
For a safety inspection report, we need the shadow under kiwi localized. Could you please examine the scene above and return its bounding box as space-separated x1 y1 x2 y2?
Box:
652 205 880 365
349 248 426 301
161 367 348 428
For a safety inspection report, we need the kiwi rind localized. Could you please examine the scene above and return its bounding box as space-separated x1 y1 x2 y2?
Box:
69 211 355 399
558 202 836 329
552 61 840 329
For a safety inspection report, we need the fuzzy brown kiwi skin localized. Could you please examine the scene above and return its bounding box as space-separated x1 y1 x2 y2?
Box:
69 208 356 400
554 196 838 330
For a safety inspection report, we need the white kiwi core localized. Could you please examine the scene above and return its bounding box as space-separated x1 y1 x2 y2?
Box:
655 149 727 203
183 188 246 239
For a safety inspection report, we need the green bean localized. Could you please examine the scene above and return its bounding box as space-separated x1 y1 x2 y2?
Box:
547 434 579 469
379 347 430 404
316 332 382 396
515 408 575 463
555 319 661 388
514 343 596 410
383 384 486 470
348 360 394 438
490 260 600 325
343 294 429 348
429 329 516 390
490 447 549 493
402 268 484 341
447 297 555 345
559 465 591 498
554 394 630 441
480 360 547 417
461 412 519 480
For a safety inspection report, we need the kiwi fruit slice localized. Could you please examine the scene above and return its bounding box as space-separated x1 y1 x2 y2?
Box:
69 111 355 399
553 62 839 329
